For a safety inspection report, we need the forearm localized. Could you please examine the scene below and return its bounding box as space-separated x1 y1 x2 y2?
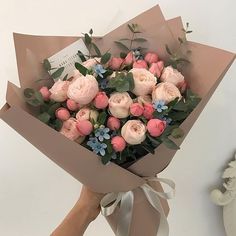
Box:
51 203 96 236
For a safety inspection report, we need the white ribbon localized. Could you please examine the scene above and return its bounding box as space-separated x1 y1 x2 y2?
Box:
100 177 175 236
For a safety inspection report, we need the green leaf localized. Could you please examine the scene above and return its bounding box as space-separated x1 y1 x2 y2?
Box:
54 119 63 131
51 67 64 79
24 88 35 98
176 58 190 64
84 33 92 45
147 134 160 147
75 62 88 76
133 38 147 42
141 143 155 154
47 103 61 117
37 112 51 124
173 100 188 111
162 137 180 150
169 111 189 121
128 24 135 33
116 80 130 92
186 30 193 34
114 41 129 52
34 91 44 104
26 99 41 107
91 43 102 57
97 111 107 125
126 72 135 91
165 45 173 55
89 28 93 35
43 59 51 71
119 38 130 41
104 140 113 154
77 50 87 62
62 74 68 81
101 52 111 64
171 127 185 139
101 154 112 165
120 52 127 59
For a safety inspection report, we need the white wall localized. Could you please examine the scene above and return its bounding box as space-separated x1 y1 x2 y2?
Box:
0 0 235 235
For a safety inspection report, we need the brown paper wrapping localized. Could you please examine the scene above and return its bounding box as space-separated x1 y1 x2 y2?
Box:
0 5 235 236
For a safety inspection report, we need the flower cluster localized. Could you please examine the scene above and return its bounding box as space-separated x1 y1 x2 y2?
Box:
25 25 200 165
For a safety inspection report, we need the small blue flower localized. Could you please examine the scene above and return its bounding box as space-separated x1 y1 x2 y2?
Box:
87 137 99 149
162 117 172 125
153 100 168 113
93 142 107 156
111 152 117 160
94 64 107 78
95 126 110 142
100 79 108 89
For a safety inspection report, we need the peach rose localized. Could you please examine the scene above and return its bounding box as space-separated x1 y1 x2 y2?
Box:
67 75 99 105
149 61 164 77
76 107 98 122
121 120 146 145
130 68 157 96
160 66 185 87
82 57 101 69
152 82 181 104
108 92 133 118
144 52 158 65
137 95 152 105
133 60 148 69
50 80 70 102
60 118 81 141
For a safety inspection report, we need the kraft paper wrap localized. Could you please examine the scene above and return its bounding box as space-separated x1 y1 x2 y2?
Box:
0 5 235 236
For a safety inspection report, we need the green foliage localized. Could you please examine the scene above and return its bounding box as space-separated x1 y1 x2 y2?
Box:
37 112 51 124
43 59 51 71
101 153 112 165
108 72 134 92
114 41 130 52
75 62 88 76
77 50 87 62
161 137 180 150
51 67 65 80
97 111 107 125
171 127 185 139
23 88 44 107
101 52 111 64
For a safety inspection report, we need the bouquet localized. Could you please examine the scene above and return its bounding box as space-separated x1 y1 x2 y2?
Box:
0 5 235 236
23 22 200 166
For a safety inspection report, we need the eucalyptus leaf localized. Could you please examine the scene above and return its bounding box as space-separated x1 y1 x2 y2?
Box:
101 52 111 64
54 119 63 131
114 41 129 52
101 154 112 165
97 111 107 125
162 137 180 150
89 28 93 35
26 99 41 107
84 33 92 45
141 143 155 154
171 127 185 139
92 43 102 57
48 103 61 117
43 59 51 71
75 62 88 76
62 74 68 81
77 50 87 62
34 91 44 105
128 24 135 33
24 88 35 98
37 112 51 124
51 67 64 79
165 45 173 55
133 38 147 42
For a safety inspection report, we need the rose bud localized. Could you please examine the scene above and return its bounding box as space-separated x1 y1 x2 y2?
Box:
67 99 79 111
111 136 126 152
39 86 51 101
109 57 124 70
56 108 71 121
76 120 93 136
124 51 135 66
133 60 148 69
149 61 164 77
147 119 166 137
143 103 154 120
144 52 158 65
130 103 144 117
107 116 121 131
94 92 109 109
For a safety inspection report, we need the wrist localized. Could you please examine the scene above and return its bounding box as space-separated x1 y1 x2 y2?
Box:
75 202 100 222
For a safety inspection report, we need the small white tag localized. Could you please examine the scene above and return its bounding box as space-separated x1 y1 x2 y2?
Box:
48 39 89 80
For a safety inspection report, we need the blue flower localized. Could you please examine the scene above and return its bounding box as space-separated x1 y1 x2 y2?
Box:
87 137 99 149
100 79 108 89
162 117 172 125
153 100 168 113
93 142 107 156
111 152 117 160
94 64 107 78
95 126 110 142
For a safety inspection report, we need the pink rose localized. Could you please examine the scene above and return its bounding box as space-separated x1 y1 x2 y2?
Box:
94 92 109 109
137 95 152 105
67 75 99 105
147 119 166 137
82 57 101 69
107 116 121 131
130 68 157 96
76 120 93 136
56 108 70 121
108 92 133 118
39 86 51 101
152 82 181 104
144 52 158 65
160 66 185 87
121 120 146 145
149 61 164 77
133 60 148 69
111 136 126 152
130 103 144 117
124 51 135 66
60 118 81 141
143 103 154 120
76 108 98 122
50 80 70 102
109 57 124 70
66 99 79 111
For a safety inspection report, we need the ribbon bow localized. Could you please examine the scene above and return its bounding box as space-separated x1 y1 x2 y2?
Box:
100 177 175 236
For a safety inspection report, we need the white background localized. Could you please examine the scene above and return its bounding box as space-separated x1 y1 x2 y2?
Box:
0 0 235 235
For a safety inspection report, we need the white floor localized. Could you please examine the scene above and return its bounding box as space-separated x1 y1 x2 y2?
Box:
0 0 235 235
